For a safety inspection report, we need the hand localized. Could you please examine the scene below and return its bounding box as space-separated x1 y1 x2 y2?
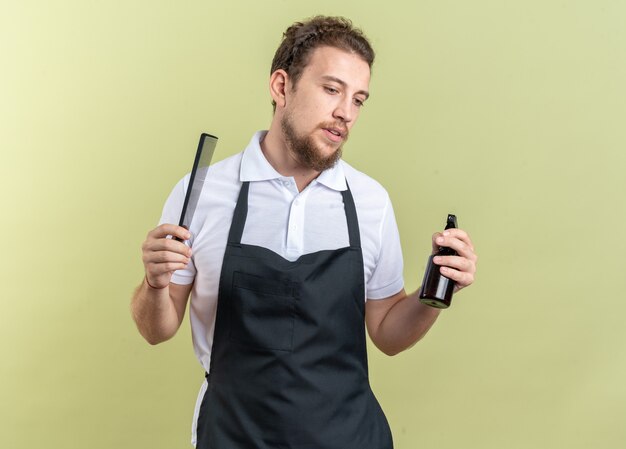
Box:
431 228 477 293
141 224 192 289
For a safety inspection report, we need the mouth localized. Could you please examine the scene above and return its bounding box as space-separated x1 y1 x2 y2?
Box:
322 127 347 143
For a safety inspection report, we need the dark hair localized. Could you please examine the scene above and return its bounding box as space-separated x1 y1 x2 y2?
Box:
270 16 375 111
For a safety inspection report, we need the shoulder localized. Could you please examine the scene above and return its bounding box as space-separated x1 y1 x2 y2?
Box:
196 151 244 207
205 151 244 183
340 160 390 209
167 150 243 213
173 150 243 193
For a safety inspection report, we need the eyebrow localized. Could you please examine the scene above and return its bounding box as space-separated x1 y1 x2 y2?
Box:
321 75 370 100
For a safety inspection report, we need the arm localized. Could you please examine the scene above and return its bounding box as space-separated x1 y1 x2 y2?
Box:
366 228 477 356
130 224 194 345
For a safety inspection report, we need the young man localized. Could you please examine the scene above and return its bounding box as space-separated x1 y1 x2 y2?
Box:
132 16 477 449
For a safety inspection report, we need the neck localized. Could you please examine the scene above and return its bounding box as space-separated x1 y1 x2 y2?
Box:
261 127 320 192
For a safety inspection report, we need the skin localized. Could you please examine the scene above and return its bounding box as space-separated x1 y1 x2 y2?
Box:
131 46 478 353
263 46 370 191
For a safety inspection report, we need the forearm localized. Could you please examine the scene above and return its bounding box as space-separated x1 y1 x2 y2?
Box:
367 228 477 356
131 279 182 345
370 290 441 356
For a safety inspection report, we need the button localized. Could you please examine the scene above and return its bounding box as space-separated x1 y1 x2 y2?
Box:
294 200 300 206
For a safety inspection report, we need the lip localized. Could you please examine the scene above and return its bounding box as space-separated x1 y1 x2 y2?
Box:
322 127 345 143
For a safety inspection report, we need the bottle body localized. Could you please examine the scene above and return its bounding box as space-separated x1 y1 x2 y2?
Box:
419 255 454 308
419 214 458 309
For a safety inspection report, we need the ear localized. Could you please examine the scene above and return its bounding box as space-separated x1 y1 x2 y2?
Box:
269 69 289 109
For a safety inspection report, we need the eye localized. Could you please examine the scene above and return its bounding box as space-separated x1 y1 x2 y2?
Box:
353 97 366 107
324 86 339 95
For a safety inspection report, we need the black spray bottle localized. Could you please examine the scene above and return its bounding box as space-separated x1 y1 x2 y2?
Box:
419 214 457 309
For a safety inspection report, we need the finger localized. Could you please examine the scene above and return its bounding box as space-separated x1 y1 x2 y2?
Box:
441 228 474 251
438 266 475 290
143 250 191 266
145 261 190 289
432 229 475 254
434 234 477 261
147 261 191 277
147 224 192 242
433 255 476 274
431 232 443 253
143 236 193 257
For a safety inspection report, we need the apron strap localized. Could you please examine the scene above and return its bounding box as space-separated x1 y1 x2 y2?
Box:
341 182 361 248
227 181 249 244
227 180 361 248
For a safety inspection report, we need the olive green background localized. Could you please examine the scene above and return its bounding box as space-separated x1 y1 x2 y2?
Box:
2 1 625 448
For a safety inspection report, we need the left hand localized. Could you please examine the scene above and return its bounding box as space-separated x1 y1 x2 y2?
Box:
431 228 477 293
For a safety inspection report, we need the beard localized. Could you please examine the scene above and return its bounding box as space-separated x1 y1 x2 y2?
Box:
280 114 347 172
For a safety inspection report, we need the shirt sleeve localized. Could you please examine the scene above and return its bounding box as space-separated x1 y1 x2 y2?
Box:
158 175 196 285
366 195 404 300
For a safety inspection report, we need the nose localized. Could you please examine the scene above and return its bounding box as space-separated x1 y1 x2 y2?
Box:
332 96 355 124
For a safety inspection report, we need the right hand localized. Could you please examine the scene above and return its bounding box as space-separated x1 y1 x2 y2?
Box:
141 224 192 289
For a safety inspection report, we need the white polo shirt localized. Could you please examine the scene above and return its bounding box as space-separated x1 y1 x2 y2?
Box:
159 131 404 373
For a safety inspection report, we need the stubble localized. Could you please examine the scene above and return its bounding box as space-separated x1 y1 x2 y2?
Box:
280 115 346 172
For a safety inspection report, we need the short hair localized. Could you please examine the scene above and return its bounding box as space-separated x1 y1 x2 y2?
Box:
270 16 375 111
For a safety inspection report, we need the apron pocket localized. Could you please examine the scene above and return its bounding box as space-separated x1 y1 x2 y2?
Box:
229 271 298 352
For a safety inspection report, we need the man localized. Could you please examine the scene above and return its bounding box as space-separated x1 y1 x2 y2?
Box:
132 16 477 449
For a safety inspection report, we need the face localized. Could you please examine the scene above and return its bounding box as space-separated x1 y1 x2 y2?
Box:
279 46 371 171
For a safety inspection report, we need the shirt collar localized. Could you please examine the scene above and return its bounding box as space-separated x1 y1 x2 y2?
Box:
240 130 347 191
240 131 282 182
